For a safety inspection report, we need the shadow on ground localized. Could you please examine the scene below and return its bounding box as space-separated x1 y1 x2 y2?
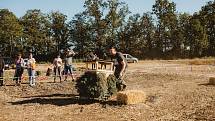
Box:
9 93 121 107
198 83 215 86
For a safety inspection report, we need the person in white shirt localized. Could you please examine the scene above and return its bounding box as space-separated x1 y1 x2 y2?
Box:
27 53 36 87
53 55 62 82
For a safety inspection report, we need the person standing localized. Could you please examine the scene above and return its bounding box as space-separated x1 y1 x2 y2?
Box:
63 49 75 81
0 54 5 86
27 53 36 87
14 54 24 86
53 55 62 82
109 46 127 91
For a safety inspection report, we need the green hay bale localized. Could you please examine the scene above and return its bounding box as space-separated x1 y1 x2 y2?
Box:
76 71 107 99
36 71 42 76
107 74 117 96
76 72 118 100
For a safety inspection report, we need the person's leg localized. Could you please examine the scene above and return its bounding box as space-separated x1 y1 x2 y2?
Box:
19 68 24 83
64 66 68 81
114 69 126 91
31 70 36 86
14 69 19 84
16 69 22 85
119 70 127 90
28 69 35 86
53 67 57 82
27 69 32 86
69 65 74 81
58 67 62 82
0 70 3 86
114 70 121 91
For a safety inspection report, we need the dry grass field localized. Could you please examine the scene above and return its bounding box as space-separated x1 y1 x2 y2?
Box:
0 59 215 121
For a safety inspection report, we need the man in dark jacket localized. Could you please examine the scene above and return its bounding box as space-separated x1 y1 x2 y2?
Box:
109 46 127 91
0 54 5 86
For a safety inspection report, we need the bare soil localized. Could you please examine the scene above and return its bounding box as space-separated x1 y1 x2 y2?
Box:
0 60 215 121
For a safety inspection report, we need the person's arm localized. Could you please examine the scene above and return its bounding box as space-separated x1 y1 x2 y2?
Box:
21 59 25 67
118 52 126 77
59 59 63 66
2 59 5 70
3 60 5 67
120 60 126 77
53 59 56 66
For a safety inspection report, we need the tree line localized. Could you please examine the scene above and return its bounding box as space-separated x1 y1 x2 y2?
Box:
0 0 215 61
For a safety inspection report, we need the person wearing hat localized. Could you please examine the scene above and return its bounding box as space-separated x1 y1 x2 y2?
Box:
0 54 5 86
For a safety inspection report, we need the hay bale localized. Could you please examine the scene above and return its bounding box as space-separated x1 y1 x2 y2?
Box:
117 90 146 105
46 68 52 76
107 74 117 95
76 72 120 100
76 71 108 99
36 71 42 76
209 77 215 85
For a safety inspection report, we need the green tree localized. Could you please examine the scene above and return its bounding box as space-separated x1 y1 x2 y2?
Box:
152 0 177 58
69 13 92 56
49 11 71 53
177 13 191 58
119 14 142 55
20 9 51 56
83 0 107 55
199 1 215 56
119 12 155 58
70 0 129 58
105 0 130 45
0 9 23 56
186 18 208 57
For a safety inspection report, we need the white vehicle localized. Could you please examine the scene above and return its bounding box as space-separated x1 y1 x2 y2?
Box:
23 58 28 68
123 54 138 63
2 57 13 70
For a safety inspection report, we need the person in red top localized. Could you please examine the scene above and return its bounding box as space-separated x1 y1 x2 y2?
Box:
14 54 24 86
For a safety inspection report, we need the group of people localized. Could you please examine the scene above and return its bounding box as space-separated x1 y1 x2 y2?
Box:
0 50 75 87
52 52 75 82
0 46 127 91
0 53 36 86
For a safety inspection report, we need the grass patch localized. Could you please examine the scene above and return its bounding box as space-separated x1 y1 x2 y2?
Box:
188 58 215 65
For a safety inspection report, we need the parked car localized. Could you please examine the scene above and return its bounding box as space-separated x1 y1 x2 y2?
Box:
122 54 138 63
23 58 28 68
2 57 13 70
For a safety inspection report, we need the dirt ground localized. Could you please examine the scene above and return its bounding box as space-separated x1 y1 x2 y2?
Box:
0 60 215 121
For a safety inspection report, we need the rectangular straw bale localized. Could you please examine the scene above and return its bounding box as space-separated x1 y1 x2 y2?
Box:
117 90 146 105
209 77 215 85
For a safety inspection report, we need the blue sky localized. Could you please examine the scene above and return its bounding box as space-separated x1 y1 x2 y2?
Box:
0 0 211 20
